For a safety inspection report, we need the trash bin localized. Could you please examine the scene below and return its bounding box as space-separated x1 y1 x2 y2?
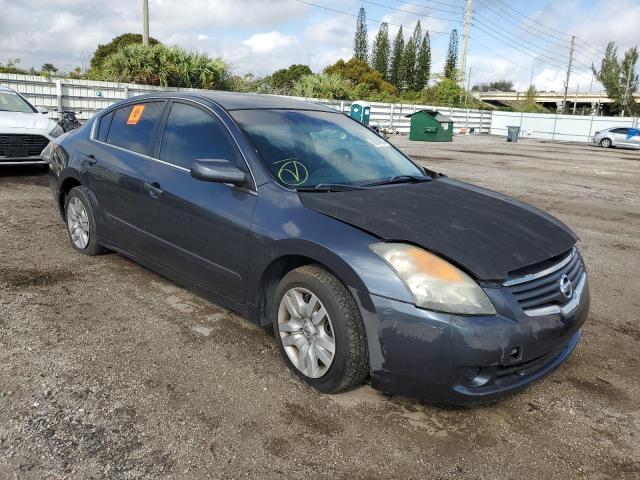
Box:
506 126 521 142
405 110 454 142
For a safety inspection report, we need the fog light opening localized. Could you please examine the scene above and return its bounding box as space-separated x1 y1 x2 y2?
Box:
461 367 490 388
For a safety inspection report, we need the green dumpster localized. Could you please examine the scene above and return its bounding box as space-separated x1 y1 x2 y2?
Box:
350 101 371 125
405 110 454 142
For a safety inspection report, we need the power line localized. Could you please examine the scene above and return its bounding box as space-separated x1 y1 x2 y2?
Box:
472 13 569 64
363 0 463 24
471 23 594 80
468 36 529 72
473 13 597 72
389 0 464 16
475 0 571 49
292 0 451 34
487 0 572 40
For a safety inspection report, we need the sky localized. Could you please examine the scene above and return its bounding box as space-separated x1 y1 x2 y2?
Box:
1 0 639 92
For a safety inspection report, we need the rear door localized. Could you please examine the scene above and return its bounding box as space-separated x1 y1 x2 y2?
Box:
610 127 630 146
136 100 257 303
86 100 167 251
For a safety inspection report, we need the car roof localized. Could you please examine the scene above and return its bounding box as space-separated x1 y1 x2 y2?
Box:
0 86 16 92
124 90 338 113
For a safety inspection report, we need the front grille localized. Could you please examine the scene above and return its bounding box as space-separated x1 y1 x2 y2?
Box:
0 134 50 159
506 248 584 311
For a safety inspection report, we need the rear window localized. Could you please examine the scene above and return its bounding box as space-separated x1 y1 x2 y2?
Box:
106 102 165 156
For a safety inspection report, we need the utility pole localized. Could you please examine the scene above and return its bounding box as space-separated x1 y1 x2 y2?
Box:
142 0 149 46
459 0 473 88
621 59 633 117
529 60 535 88
562 35 575 113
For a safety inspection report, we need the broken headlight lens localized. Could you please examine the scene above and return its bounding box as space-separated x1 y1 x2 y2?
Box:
370 243 496 315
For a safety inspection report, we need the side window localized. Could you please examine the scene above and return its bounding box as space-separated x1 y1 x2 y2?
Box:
106 101 165 156
611 128 628 134
97 110 114 142
159 102 241 170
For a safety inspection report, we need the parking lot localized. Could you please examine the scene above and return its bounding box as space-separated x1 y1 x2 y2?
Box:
1 134 639 479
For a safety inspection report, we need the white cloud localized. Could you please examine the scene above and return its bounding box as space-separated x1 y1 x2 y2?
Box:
242 31 297 53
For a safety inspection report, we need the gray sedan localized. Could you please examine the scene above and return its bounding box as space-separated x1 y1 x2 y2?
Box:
593 126 640 149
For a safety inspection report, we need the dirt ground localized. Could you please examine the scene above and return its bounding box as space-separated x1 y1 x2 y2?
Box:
1 135 639 479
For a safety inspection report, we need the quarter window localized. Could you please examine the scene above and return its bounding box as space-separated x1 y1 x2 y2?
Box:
97 110 114 142
106 101 165 156
159 102 241 169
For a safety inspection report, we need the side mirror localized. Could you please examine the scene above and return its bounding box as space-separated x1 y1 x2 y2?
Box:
37 106 49 114
191 159 247 186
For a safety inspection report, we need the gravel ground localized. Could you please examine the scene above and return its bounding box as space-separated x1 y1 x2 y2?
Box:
1 135 639 479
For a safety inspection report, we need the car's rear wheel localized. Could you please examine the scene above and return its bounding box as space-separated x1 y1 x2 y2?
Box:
600 137 612 148
272 265 368 393
65 186 107 255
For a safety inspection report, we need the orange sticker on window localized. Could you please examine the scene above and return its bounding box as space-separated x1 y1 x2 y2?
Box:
127 105 145 125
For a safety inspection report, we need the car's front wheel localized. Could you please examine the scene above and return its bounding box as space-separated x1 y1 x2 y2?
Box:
65 186 107 255
600 137 612 148
272 265 368 393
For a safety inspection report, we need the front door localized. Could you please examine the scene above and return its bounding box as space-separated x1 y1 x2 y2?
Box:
137 100 256 303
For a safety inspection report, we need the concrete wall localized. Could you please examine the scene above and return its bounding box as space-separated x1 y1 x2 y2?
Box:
491 111 640 142
0 73 493 135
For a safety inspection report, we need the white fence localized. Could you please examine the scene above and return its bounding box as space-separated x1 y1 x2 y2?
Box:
491 111 640 143
0 73 493 135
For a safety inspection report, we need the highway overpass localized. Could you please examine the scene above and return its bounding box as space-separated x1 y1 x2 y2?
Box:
475 91 640 114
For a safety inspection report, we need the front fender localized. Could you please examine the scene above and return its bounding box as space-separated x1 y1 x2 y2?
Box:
246 182 413 308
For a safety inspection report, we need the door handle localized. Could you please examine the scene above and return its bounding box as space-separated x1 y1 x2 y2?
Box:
81 154 97 165
143 181 163 199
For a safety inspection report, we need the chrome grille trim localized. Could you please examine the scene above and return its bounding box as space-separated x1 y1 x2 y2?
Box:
503 247 576 287
523 272 586 317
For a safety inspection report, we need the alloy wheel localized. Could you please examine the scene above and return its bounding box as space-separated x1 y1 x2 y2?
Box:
67 197 90 249
277 287 336 378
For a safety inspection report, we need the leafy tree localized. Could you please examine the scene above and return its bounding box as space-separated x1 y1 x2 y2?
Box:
269 64 312 93
324 58 396 95
371 22 390 79
90 33 160 73
593 42 638 116
472 80 514 92
415 31 431 91
428 76 463 105
389 26 405 88
99 43 230 89
0 58 28 74
354 7 368 62
41 63 58 74
291 73 353 100
444 29 459 80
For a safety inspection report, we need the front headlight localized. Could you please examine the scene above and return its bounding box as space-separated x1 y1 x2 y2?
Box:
49 124 64 138
370 243 496 315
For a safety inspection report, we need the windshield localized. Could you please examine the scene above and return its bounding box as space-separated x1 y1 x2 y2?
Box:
231 109 424 188
0 91 36 113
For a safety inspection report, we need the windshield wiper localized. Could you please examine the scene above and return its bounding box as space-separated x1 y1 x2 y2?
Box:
363 175 433 187
296 183 368 192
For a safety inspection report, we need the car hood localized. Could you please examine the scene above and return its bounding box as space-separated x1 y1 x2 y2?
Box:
0 111 55 132
299 178 577 281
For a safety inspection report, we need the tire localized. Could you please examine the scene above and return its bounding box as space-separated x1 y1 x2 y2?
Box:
272 265 368 393
64 186 107 255
600 137 612 148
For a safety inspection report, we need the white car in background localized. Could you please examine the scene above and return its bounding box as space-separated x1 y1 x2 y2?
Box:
0 86 63 166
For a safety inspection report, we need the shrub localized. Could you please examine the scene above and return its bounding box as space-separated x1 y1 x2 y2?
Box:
97 44 231 90
291 73 353 100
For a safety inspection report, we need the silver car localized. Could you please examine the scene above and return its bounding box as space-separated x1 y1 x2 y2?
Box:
593 126 640 149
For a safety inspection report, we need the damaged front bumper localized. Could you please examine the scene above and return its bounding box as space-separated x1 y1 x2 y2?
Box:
351 278 590 405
